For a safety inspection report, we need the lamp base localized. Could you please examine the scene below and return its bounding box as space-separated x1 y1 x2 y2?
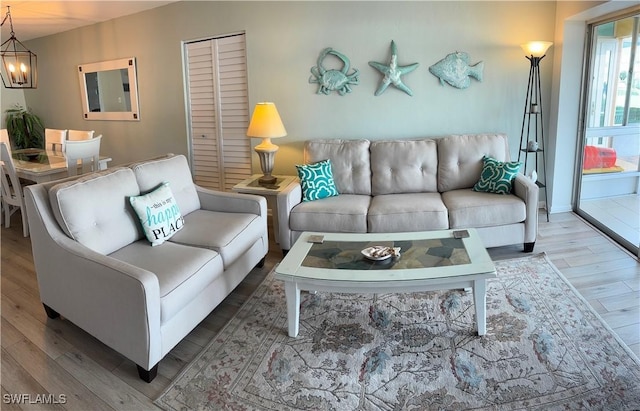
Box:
258 174 277 186
255 143 278 187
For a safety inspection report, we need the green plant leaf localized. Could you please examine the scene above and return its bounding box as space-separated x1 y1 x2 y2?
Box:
4 104 44 149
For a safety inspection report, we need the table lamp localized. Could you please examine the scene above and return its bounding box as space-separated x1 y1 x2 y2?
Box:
247 102 287 186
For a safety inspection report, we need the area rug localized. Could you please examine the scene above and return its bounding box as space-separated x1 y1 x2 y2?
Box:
156 253 640 410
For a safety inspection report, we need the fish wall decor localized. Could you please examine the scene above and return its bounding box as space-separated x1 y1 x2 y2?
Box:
429 52 484 89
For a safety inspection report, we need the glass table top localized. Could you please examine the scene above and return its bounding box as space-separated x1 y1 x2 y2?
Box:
302 238 470 270
276 230 495 283
12 149 67 172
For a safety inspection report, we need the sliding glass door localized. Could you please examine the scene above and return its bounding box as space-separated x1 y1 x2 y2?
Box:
577 11 640 256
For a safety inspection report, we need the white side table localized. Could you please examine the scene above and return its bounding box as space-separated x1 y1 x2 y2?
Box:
232 174 297 244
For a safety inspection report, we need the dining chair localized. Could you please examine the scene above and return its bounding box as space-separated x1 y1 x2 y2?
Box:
0 129 10 153
45 128 68 152
0 142 29 237
65 135 102 176
67 129 95 141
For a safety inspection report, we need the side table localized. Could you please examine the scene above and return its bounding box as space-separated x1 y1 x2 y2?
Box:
232 174 297 245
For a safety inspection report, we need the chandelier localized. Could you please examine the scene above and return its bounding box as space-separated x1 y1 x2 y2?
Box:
1 6 37 89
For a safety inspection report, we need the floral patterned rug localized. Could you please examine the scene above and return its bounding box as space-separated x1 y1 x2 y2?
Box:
156 253 640 410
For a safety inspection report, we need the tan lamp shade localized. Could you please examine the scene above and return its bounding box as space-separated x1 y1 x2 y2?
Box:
520 41 553 58
247 102 287 139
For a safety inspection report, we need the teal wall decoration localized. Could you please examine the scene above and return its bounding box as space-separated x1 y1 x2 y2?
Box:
429 52 484 89
368 40 419 96
309 48 359 95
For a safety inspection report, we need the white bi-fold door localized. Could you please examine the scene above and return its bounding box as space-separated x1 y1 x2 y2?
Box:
184 33 251 191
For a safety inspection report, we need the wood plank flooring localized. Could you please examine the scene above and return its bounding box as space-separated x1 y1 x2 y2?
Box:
1 211 638 409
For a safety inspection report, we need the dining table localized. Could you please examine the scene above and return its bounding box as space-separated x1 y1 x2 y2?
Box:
11 148 113 184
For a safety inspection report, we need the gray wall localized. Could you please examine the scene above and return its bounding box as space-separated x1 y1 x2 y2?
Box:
1 88 26 113
9 0 634 213
15 1 556 174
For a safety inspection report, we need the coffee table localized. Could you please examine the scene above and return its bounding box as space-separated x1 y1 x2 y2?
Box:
274 229 496 337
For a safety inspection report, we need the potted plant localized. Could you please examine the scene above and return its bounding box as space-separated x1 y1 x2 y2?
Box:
4 104 45 149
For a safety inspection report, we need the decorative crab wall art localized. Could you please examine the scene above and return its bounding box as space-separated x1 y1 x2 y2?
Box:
309 48 359 96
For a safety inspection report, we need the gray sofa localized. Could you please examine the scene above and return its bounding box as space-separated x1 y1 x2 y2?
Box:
277 133 539 252
24 154 268 382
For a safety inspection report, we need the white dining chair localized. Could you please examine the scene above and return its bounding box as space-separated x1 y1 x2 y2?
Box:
67 129 95 141
0 129 10 153
65 135 102 176
1 131 14 226
0 142 29 237
45 128 68 152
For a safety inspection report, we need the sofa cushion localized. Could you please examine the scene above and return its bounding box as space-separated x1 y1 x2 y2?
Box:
296 159 339 201
168 209 264 268
437 134 511 192
109 240 223 323
368 193 449 232
290 194 370 233
304 139 371 195
49 167 142 255
371 139 438 195
442 189 526 228
473 156 522 194
130 154 201 215
129 182 185 246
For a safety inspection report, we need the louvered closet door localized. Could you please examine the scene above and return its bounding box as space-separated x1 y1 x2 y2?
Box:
186 33 251 191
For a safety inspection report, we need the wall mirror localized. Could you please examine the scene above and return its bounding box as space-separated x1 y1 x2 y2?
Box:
78 57 140 121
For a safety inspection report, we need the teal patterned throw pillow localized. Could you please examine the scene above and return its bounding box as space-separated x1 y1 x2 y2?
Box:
296 159 339 202
473 156 522 194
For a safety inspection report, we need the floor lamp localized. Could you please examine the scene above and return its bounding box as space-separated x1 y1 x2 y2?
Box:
247 102 287 186
518 41 552 222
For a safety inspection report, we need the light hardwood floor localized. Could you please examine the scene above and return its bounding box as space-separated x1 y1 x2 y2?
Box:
1 211 638 409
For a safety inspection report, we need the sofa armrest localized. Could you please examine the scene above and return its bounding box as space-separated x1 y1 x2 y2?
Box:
195 185 267 217
513 174 539 244
276 181 303 250
24 185 162 369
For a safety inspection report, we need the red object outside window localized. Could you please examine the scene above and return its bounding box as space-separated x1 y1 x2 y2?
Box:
583 145 617 169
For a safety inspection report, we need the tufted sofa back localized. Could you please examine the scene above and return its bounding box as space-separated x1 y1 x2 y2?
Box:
370 139 438 195
303 134 512 196
436 133 511 192
48 167 143 255
129 154 201 215
46 154 202 256
304 139 372 195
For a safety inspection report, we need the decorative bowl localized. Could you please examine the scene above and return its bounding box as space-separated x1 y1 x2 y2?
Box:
20 148 43 159
361 246 401 261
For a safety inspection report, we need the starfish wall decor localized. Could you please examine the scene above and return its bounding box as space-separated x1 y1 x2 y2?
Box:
368 40 419 96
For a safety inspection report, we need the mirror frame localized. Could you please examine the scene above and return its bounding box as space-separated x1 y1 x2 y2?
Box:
78 57 140 121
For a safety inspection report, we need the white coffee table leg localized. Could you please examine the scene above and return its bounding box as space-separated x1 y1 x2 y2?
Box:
284 281 301 337
473 279 487 336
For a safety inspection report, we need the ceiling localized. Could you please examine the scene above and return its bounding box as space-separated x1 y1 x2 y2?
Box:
0 1 178 42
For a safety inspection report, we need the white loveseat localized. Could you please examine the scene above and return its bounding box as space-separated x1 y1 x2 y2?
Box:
24 154 268 382
277 134 539 252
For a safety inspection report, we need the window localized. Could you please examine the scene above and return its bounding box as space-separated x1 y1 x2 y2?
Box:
584 15 639 175
578 12 639 255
